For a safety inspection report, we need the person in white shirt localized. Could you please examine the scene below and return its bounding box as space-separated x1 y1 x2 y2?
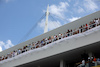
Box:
82 59 85 67
18 49 21 54
1 55 4 60
88 56 93 67
13 51 15 57
95 18 99 26
54 35 56 41
14 51 18 56
79 59 85 67
47 38 49 44
59 33 62 39
97 18 100 26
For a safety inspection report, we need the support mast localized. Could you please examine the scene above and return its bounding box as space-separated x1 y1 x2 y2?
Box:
44 5 49 33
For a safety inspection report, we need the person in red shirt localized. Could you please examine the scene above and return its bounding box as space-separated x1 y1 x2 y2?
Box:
86 24 88 31
93 57 96 62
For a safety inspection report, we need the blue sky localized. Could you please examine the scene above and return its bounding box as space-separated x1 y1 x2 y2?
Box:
0 0 100 52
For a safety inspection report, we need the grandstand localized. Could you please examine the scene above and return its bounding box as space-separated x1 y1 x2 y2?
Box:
0 9 100 67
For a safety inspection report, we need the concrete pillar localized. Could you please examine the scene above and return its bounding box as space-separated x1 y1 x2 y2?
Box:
60 60 66 67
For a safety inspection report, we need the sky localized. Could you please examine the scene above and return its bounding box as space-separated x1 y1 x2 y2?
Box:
0 0 100 52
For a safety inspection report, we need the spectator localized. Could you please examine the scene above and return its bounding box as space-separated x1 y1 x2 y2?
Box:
97 58 100 61
45 38 48 44
92 56 97 66
67 30 70 36
49 37 52 43
93 56 96 62
82 59 85 67
73 29 78 35
97 58 100 65
9 52 12 58
80 25 83 33
83 24 86 32
38 41 41 47
32 42 36 49
59 33 62 39
25 45 29 51
47 38 49 44
51 35 54 42
86 24 88 31
28 44 32 50
61 33 63 38
36 42 39 48
43 39 45 46
90 21 93 28
65 32 68 37
63 33 66 38
5 56 8 59
14 51 18 56
89 22 92 29
79 59 85 67
54 35 56 41
18 49 21 54
93 20 96 28
13 51 15 57
70 29 73 36
41 40 43 46
55 35 58 41
96 18 100 26
22 48 25 53
99 18 100 25
79 27 81 33
2 56 4 60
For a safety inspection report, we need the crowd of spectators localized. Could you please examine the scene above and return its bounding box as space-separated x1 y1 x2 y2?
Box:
77 56 100 67
0 18 100 62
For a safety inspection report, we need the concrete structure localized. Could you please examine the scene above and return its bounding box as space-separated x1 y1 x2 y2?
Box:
44 5 49 33
0 11 100 67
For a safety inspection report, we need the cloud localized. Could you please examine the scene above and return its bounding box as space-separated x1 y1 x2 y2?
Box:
38 19 62 31
74 0 79 7
77 6 85 13
68 0 71 2
0 40 14 51
0 46 2 52
4 40 14 49
46 2 69 18
68 17 80 22
83 0 98 11
73 0 98 13
0 41 5 46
